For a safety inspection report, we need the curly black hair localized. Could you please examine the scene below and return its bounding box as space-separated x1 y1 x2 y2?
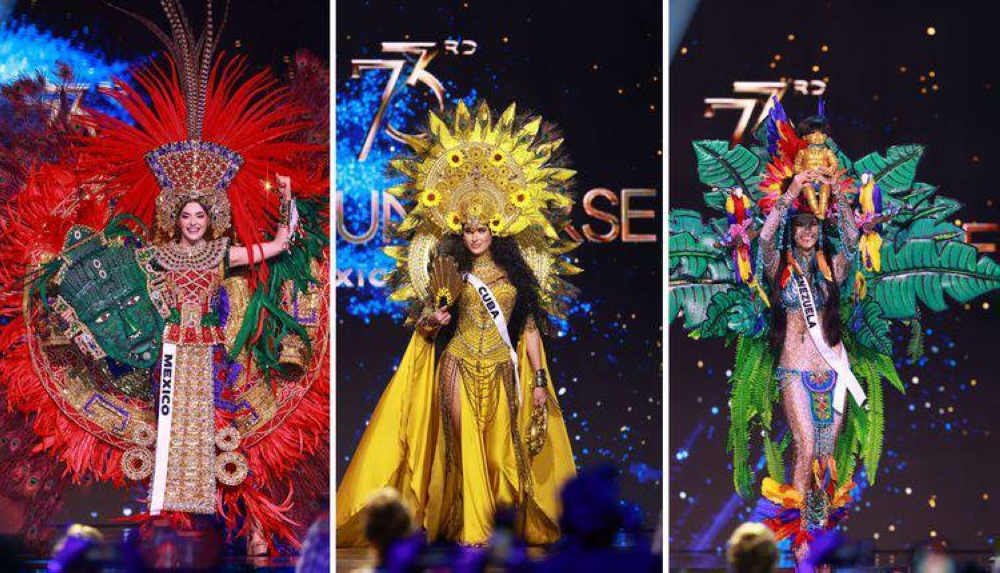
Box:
434 233 545 350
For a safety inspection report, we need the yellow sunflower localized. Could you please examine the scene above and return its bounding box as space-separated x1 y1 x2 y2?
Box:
490 149 506 166
447 150 464 167
418 189 441 208
434 287 454 307
509 190 531 209
489 218 504 234
446 212 463 232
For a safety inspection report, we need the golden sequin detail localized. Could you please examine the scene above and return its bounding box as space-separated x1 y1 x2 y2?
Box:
161 345 216 514
154 239 228 272
446 256 516 365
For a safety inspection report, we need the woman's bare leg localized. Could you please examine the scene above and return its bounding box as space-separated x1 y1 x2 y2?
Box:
448 371 461 439
248 518 267 556
781 376 815 565
782 374 847 566
781 378 815 496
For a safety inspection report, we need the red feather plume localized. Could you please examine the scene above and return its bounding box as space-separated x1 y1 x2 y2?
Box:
72 54 322 285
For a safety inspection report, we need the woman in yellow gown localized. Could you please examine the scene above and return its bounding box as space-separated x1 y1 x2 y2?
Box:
337 101 580 546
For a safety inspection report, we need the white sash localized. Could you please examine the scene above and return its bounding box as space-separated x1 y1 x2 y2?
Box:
790 271 866 413
149 342 177 515
466 273 521 407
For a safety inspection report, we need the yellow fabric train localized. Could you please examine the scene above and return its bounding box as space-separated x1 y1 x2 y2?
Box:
336 330 576 545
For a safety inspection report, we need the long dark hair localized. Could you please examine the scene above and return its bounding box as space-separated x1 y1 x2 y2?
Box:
769 214 842 352
435 234 544 349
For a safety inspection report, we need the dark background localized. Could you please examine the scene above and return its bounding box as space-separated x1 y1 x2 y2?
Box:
10 0 327 71
670 0 998 553
2 0 328 526
336 0 664 526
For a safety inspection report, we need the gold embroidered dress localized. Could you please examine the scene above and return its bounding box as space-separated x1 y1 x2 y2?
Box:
336 255 576 546
429 255 532 543
154 239 229 514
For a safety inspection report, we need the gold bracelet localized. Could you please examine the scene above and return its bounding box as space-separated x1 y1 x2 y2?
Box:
533 369 548 388
278 197 291 227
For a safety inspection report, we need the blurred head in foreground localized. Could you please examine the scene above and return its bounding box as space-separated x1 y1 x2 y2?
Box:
364 488 415 566
48 524 105 573
726 522 778 573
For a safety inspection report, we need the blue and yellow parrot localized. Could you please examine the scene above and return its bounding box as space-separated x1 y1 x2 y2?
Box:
857 171 884 272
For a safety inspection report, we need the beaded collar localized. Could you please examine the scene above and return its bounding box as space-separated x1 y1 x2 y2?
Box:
154 238 229 271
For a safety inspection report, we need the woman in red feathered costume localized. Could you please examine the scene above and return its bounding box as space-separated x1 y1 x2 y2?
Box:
0 1 329 555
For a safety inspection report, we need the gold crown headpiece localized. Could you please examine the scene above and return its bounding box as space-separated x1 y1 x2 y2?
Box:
147 140 242 238
389 101 575 239
383 101 581 322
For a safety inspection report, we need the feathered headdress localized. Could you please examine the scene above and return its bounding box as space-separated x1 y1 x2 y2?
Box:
74 0 315 258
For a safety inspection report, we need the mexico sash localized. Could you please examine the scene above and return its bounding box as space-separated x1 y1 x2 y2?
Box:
149 342 177 515
790 270 866 413
466 273 522 407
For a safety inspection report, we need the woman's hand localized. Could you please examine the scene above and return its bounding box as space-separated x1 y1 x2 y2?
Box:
788 169 818 197
274 224 291 252
426 306 451 327
820 168 849 198
532 386 547 408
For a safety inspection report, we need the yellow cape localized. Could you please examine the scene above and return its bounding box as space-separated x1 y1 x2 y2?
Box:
336 331 576 546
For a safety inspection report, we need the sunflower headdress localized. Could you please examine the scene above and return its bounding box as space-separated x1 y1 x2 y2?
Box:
384 101 581 324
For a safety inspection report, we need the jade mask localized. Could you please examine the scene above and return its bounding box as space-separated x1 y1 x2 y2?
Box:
55 226 163 369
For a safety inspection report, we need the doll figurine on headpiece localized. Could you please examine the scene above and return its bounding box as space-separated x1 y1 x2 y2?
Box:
792 103 839 220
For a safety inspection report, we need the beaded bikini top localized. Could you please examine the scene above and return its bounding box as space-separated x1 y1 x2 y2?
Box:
780 261 829 311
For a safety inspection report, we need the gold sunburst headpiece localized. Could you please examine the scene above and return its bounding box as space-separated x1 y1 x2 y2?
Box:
388 101 575 238
383 101 581 324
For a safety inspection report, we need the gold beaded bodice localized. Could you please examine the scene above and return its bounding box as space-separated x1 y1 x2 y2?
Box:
444 255 517 365
154 239 228 345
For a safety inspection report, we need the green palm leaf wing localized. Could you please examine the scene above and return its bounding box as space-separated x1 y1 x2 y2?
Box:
669 209 726 278
868 239 1000 319
669 280 734 328
853 144 925 192
693 140 762 195
668 209 736 328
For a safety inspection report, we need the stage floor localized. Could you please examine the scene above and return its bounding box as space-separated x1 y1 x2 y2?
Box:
337 548 374 570
336 547 552 570
669 551 997 571
18 556 301 572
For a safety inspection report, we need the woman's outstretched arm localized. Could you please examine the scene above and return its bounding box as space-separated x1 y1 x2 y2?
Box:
828 172 859 284
229 174 293 268
760 170 812 281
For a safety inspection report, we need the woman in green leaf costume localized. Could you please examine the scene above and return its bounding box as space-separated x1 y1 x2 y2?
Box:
669 98 1000 562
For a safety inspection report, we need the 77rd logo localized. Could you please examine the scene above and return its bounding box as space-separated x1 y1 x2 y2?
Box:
351 40 477 161
704 79 827 145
